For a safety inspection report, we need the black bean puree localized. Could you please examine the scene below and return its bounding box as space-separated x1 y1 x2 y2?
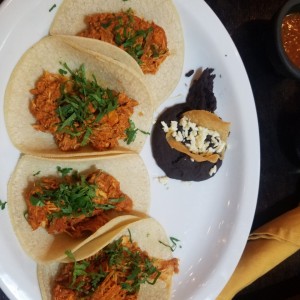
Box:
151 68 222 181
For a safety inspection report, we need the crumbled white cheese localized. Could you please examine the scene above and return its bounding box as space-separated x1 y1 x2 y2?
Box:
170 121 178 132
157 176 169 185
161 121 169 133
209 165 217 176
175 131 183 142
161 116 226 156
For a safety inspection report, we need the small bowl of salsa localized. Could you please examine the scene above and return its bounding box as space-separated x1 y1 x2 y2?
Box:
271 0 300 79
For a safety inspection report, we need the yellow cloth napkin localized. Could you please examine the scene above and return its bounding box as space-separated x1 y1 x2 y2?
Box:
217 206 300 300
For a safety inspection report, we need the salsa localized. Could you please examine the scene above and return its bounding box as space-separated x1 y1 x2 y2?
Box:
25 167 133 238
281 12 300 69
53 235 179 299
78 9 169 74
30 64 138 151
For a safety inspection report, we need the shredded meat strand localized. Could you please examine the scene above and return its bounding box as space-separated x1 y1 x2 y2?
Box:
91 271 135 300
89 93 138 150
30 71 66 133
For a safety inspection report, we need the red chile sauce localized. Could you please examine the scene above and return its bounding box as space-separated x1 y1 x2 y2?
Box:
281 12 300 69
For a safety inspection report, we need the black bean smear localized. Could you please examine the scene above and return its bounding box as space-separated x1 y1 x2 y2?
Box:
151 68 221 181
186 68 216 112
185 69 194 77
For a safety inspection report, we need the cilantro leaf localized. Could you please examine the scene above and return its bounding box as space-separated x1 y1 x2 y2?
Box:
124 119 149 145
0 200 7 210
49 4 56 12
62 235 163 295
159 236 181 252
57 166 73 177
30 196 45 207
55 63 119 147
65 250 90 287
30 172 123 220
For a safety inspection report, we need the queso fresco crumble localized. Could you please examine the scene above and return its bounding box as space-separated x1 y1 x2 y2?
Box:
161 116 226 156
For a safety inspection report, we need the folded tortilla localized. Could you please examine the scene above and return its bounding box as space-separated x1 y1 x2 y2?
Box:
50 0 184 108
166 110 231 163
4 35 153 157
37 218 177 300
58 35 144 76
8 154 150 262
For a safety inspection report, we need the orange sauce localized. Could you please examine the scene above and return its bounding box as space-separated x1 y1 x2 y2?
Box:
281 12 300 68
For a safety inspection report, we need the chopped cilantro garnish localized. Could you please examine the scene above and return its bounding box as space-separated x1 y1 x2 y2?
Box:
63 235 163 296
128 228 132 243
30 196 45 207
29 172 125 220
124 119 149 145
109 10 153 65
55 63 119 146
30 177 97 217
159 236 181 252
104 236 161 293
80 127 92 146
124 119 138 144
49 4 56 12
58 68 68 75
0 200 7 210
57 166 73 177
65 250 90 287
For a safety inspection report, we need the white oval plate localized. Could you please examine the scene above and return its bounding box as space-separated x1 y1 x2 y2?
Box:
0 0 260 299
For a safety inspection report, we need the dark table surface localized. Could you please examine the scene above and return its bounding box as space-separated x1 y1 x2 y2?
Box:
1 0 300 299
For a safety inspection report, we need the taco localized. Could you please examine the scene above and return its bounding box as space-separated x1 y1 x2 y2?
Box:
37 218 179 300
152 68 231 181
50 0 184 108
58 35 143 76
4 35 153 157
8 154 150 262
163 110 230 164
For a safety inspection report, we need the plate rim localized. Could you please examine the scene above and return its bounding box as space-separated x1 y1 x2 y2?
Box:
0 0 260 299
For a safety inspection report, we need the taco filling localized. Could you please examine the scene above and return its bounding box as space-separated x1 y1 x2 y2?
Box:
161 111 229 164
29 63 138 152
77 9 169 74
53 235 179 299
25 167 133 238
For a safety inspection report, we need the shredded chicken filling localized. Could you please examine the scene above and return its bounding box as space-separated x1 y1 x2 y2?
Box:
53 236 179 300
25 169 133 238
30 66 138 151
78 10 169 74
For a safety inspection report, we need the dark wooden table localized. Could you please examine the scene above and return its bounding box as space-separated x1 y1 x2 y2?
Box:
1 0 300 299
205 0 300 299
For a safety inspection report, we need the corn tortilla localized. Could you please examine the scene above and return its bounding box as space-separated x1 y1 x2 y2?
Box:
50 0 184 108
4 35 153 157
8 154 150 263
37 218 176 300
58 35 143 76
